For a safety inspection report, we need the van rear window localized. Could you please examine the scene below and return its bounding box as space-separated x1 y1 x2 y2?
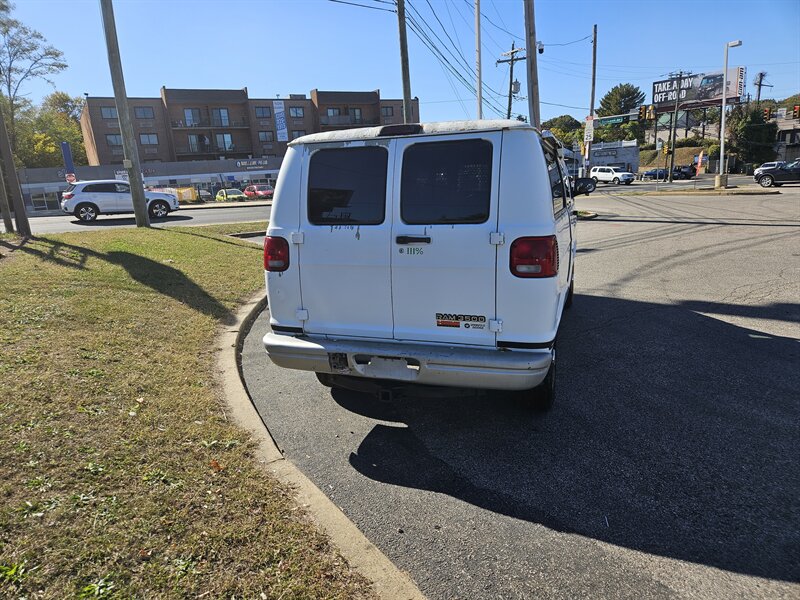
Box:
308 147 387 225
401 139 492 224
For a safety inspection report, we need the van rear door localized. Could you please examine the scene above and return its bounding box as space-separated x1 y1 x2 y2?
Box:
297 142 394 339
390 133 501 346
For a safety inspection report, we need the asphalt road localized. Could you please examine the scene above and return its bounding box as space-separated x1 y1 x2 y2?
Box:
241 190 800 599
7 203 272 235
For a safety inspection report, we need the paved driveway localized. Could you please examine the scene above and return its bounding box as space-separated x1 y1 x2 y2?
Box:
241 191 800 599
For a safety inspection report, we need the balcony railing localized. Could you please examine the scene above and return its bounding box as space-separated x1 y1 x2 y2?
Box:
171 118 249 128
320 115 379 126
175 144 252 155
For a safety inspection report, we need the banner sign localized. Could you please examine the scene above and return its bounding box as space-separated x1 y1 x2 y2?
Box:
652 68 745 108
273 100 289 142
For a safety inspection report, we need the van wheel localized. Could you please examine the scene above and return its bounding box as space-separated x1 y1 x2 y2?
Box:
528 346 556 411
74 203 98 222
565 279 574 309
316 372 334 387
591 176 598 183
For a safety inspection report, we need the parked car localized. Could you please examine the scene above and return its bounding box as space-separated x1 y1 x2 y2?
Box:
590 166 635 185
215 188 247 202
754 161 785 177
196 188 212 201
672 165 696 180
243 184 274 199
754 159 800 187
642 168 668 180
60 180 179 222
263 121 595 409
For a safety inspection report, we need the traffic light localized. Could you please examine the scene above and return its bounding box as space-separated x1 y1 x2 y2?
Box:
638 105 647 121
763 107 772 120
662 144 669 156
793 105 800 119
646 105 656 120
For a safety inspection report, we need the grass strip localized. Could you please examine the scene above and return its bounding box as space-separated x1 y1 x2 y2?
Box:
0 223 375 599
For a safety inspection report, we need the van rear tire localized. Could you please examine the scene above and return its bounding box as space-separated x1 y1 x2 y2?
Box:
525 345 556 411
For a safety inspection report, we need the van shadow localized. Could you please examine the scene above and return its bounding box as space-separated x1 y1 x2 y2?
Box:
335 294 800 581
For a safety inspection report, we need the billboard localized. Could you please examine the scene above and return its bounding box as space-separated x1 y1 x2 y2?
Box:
652 67 745 108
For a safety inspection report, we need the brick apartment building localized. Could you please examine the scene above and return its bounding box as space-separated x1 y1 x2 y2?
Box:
80 87 420 166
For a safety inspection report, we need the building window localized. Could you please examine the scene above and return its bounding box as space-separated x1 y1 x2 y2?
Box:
101 107 118 119
291 130 306 140
134 106 154 119
211 108 230 127
105 134 122 146
139 133 158 145
184 108 201 126
381 106 393 117
327 107 340 117
289 107 304 118
258 131 274 143
215 133 234 151
352 107 362 123
255 106 271 118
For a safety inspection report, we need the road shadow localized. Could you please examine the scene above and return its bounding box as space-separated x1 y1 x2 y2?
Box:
16 236 235 325
70 215 193 226
336 294 800 581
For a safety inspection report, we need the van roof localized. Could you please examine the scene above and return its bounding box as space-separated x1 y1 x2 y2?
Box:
290 119 537 146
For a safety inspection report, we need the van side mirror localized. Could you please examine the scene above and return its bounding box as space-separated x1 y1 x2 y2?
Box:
573 177 596 196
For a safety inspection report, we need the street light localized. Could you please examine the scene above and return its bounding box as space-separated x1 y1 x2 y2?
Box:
718 39 742 188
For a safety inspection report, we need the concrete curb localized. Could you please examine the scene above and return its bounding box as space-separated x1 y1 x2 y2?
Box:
606 188 781 197
216 292 426 600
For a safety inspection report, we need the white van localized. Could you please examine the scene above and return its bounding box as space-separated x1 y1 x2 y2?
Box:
262 121 591 408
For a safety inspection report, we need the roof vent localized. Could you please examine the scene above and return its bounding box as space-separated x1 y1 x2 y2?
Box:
377 124 422 137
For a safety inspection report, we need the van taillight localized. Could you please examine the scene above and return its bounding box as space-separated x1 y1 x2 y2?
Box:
62 192 73 200
510 236 558 278
264 236 289 272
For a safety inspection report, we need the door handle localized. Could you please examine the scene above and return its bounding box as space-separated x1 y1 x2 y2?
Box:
396 235 431 244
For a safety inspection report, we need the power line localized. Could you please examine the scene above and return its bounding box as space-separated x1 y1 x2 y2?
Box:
326 0 395 12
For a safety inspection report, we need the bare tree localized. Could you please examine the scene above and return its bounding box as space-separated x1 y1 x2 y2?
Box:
0 15 67 150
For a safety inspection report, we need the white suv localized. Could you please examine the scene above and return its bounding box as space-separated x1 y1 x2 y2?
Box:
60 180 179 222
590 166 635 185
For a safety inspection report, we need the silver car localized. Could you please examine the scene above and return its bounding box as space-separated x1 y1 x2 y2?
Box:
60 180 179 222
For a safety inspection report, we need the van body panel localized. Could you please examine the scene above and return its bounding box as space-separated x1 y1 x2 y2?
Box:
494 130 573 345
296 141 394 339
390 132 501 346
265 147 303 330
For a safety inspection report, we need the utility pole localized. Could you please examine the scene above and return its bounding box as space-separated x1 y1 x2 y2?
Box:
396 0 413 123
753 71 772 107
523 0 540 128
582 24 597 174
497 42 525 119
100 0 149 227
0 160 13 233
475 0 482 119
0 111 30 237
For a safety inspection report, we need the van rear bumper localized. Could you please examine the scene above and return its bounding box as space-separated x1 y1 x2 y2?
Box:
263 332 552 391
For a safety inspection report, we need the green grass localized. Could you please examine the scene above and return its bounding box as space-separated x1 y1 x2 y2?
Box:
0 223 374 599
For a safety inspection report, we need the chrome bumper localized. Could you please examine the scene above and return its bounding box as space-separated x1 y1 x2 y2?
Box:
263 332 552 391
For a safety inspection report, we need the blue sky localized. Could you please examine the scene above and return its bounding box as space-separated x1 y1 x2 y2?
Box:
11 0 800 123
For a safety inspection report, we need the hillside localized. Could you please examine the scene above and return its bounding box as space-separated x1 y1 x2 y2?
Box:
639 146 705 170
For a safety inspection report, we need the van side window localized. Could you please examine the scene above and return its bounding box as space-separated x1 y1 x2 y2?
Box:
401 139 492 224
547 155 566 214
308 147 387 225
